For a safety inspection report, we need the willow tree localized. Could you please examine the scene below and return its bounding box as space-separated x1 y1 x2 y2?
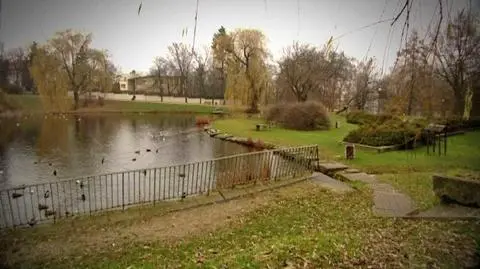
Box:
29 46 70 112
48 29 94 110
221 28 269 113
89 50 116 94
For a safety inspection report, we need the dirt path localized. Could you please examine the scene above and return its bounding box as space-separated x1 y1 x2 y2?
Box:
1 182 307 265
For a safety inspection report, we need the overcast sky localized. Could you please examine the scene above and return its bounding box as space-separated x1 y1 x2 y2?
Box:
0 0 476 74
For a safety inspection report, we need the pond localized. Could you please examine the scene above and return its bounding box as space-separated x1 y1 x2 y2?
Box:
0 114 253 190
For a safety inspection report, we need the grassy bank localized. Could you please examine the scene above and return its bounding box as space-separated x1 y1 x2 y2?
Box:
213 115 480 209
2 181 479 268
7 94 219 114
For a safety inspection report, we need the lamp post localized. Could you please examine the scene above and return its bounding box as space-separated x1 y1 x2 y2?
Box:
377 87 382 114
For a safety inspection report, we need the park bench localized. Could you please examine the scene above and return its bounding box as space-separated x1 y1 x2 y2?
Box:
212 107 226 115
255 122 275 131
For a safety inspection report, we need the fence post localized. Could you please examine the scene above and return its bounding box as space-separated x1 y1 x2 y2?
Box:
181 165 186 199
6 190 15 228
207 160 213 196
153 169 157 206
121 173 125 211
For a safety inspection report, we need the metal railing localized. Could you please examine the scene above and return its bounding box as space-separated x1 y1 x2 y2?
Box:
0 145 318 228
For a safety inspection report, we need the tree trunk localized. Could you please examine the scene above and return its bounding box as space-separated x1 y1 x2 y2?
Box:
73 90 79 110
454 90 465 116
183 78 188 103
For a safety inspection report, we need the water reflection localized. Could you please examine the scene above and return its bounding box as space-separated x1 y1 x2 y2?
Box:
0 114 251 189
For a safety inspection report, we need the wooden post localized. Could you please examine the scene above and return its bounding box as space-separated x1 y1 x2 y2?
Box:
345 144 355 160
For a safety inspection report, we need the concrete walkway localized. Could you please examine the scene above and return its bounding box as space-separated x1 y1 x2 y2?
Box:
311 161 480 219
314 162 416 217
336 171 416 217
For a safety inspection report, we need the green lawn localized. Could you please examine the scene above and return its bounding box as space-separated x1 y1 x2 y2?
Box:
2 182 479 268
213 115 480 209
7 94 44 112
213 114 357 158
7 94 219 114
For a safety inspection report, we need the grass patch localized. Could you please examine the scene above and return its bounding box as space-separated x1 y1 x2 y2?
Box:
377 173 439 210
7 94 219 114
1 182 479 268
213 116 480 174
445 169 480 181
213 115 480 211
6 94 44 112
213 114 356 158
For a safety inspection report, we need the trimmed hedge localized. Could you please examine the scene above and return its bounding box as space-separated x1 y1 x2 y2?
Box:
266 101 331 131
344 119 425 147
346 111 393 125
435 117 480 132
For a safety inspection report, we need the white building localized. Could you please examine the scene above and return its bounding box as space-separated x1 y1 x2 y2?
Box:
115 74 130 92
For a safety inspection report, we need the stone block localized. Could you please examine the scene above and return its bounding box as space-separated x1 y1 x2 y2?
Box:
433 174 480 208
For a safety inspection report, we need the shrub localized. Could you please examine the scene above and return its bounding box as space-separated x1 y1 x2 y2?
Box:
254 139 265 149
195 116 210 126
434 117 480 132
266 101 331 131
344 119 423 147
346 111 393 125
246 137 255 147
0 89 18 112
245 106 260 114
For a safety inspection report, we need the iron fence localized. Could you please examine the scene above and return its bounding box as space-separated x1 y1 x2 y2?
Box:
0 145 318 228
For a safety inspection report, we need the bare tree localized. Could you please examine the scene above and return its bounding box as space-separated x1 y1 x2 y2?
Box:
192 46 211 103
6 47 27 92
277 42 320 102
167 43 193 103
435 10 480 118
150 56 169 102
351 58 378 111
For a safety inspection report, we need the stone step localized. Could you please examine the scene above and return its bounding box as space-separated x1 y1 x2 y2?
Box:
336 172 377 184
314 162 349 176
310 172 354 193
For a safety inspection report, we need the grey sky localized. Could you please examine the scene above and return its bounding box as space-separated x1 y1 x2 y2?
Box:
0 0 474 74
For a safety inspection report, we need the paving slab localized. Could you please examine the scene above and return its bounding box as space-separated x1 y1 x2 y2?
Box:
337 171 416 217
315 162 349 175
310 172 354 193
373 191 415 217
336 172 377 184
411 204 480 220
343 168 361 174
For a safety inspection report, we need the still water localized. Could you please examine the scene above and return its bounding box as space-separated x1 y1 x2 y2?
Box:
0 114 252 190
